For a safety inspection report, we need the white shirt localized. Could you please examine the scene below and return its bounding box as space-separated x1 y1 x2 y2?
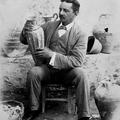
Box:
58 22 73 37
49 22 74 66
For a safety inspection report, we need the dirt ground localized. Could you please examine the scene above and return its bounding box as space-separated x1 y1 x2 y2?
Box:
23 98 100 120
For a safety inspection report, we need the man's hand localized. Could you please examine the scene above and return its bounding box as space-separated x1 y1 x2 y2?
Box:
34 47 54 59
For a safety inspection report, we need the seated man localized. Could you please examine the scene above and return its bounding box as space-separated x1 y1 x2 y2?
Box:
20 0 91 120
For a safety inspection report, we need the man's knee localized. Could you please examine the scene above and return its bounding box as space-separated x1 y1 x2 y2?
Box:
27 66 46 81
73 67 87 78
29 67 43 75
72 67 88 84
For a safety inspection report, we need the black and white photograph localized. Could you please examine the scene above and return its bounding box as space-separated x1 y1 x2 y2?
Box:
0 0 120 120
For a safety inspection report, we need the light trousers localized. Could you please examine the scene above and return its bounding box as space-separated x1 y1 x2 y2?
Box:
27 65 90 119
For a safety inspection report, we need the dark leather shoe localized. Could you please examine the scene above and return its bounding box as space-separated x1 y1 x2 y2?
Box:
23 110 40 120
78 117 90 120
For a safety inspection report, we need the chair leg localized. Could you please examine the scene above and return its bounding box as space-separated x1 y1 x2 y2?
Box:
67 87 72 114
74 103 77 115
42 86 46 113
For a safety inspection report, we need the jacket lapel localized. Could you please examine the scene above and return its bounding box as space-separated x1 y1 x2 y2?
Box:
66 24 76 53
46 21 61 47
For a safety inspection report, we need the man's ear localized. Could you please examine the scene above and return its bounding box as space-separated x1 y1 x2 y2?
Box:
75 11 79 16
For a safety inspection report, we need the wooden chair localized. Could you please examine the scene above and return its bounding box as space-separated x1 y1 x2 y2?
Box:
41 84 76 114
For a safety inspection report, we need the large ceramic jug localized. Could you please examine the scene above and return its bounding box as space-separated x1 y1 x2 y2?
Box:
23 16 44 65
95 80 120 120
93 14 113 54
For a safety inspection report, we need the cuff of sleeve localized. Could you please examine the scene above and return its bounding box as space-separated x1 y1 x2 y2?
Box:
49 52 56 66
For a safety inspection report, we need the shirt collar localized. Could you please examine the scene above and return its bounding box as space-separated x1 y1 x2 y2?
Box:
59 22 74 30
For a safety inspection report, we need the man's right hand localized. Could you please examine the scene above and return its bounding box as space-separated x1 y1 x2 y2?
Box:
34 47 54 60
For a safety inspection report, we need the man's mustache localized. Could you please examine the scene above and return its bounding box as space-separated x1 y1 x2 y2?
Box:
59 15 65 19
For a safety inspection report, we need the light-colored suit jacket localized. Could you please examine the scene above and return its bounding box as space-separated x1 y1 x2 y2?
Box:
20 20 87 70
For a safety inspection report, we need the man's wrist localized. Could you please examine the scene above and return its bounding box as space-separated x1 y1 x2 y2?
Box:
49 52 56 66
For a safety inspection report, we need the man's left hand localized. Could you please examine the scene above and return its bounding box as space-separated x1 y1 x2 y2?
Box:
34 47 54 59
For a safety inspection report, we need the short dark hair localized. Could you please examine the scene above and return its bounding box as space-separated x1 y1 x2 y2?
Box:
61 0 80 13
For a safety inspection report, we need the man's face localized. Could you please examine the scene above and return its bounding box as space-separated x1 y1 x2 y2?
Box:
59 2 76 25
